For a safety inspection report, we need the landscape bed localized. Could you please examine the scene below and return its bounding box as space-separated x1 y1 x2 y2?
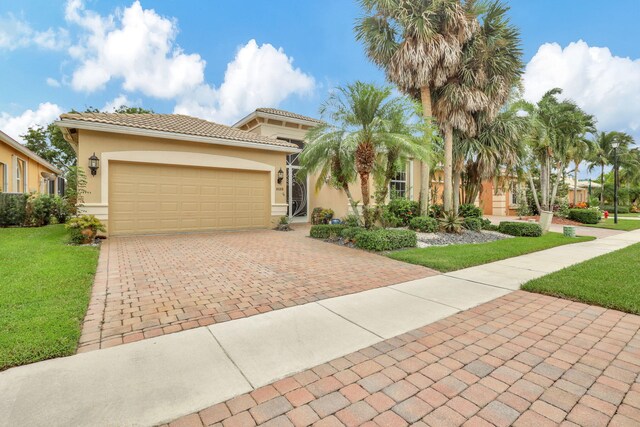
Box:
0 225 99 370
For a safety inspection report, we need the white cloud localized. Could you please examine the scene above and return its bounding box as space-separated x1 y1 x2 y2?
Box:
523 40 640 141
174 39 315 124
65 0 205 98
0 103 64 142
0 13 68 51
102 94 134 112
46 77 61 87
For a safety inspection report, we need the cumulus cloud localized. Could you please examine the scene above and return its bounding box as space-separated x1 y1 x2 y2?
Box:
0 13 69 51
65 0 205 98
0 103 64 142
102 94 134 112
523 40 640 141
174 39 315 124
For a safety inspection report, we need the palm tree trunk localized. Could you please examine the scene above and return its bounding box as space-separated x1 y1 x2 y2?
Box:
342 183 361 225
360 172 372 228
419 86 432 216
528 172 542 214
573 161 579 205
550 162 563 208
600 163 605 205
540 160 547 211
453 170 461 215
443 123 454 214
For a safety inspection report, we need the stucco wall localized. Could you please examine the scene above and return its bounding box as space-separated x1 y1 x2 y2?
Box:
0 141 58 193
76 129 289 227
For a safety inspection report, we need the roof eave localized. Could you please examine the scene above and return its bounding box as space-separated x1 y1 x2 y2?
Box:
55 119 301 154
233 110 320 129
0 130 63 174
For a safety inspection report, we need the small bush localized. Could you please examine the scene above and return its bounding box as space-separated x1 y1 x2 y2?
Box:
481 218 492 229
340 226 362 242
66 215 105 244
354 228 417 251
601 205 630 214
484 223 500 232
311 207 334 225
568 208 601 224
459 203 482 218
386 198 419 226
380 207 402 228
429 204 444 219
409 216 438 233
51 196 72 224
0 193 28 227
309 224 346 239
342 214 360 227
555 200 570 218
463 217 483 231
498 221 542 237
439 212 464 234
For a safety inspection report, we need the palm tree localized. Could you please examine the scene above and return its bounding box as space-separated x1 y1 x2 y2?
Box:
432 1 523 214
298 124 360 223
355 0 478 215
588 131 635 204
317 82 415 228
567 136 595 206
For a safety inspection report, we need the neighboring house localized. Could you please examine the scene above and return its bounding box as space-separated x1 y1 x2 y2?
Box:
0 130 63 195
567 179 595 205
57 109 517 236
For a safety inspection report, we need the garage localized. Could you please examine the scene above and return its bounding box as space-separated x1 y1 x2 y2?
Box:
108 161 270 236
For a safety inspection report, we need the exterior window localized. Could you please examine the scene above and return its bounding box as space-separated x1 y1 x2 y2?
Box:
0 162 6 192
510 182 518 206
277 137 304 166
57 177 66 196
48 179 55 195
390 169 407 199
16 158 26 193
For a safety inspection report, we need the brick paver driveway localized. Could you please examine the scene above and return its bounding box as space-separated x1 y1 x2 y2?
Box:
168 291 640 427
78 226 434 351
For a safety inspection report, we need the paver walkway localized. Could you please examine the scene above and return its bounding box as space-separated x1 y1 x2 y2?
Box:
1 231 638 426
79 227 433 352
170 290 640 427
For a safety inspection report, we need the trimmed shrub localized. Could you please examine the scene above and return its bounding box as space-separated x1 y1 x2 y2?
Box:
354 228 417 251
463 217 483 231
481 218 492 229
311 207 334 224
568 208 601 224
459 203 482 218
601 205 630 214
409 216 438 233
498 221 542 237
309 224 346 239
340 226 362 242
429 204 444 219
66 215 105 244
386 198 419 226
484 223 500 232
25 193 55 227
342 214 360 227
0 193 28 227
380 207 402 228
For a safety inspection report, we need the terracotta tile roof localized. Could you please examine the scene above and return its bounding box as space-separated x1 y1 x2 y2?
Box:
58 113 298 149
255 108 322 124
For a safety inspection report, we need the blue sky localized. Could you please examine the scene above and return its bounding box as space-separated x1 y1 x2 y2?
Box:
1 0 639 157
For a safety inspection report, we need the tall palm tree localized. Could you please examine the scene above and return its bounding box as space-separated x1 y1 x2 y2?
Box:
588 131 635 204
355 0 478 215
432 1 523 214
298 124 360 223
317 82 415 228
567 136 595 205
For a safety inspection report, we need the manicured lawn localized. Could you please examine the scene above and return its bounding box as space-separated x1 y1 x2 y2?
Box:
0 225 99 370
523 243 640 314
583 218 640 231
619 213 640 218
387 232 594 273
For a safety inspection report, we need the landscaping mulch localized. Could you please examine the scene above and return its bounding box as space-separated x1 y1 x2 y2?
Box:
416 230 511 248
520 216 581 226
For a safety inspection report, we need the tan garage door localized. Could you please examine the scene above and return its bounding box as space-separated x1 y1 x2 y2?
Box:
109 161 270 236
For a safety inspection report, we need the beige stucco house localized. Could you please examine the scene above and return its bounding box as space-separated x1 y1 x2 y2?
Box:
57 108 515 236
0 130 62 195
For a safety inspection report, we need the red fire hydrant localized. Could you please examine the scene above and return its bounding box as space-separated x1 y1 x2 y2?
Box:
604 210 609 219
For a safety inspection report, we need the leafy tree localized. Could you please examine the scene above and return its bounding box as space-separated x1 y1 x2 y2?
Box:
355 0 478 215
587 131 634 204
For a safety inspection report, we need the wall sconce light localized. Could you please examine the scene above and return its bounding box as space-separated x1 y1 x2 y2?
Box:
88 153 100 176
277 168 284 184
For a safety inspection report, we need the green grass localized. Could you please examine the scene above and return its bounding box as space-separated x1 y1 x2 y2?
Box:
0 225 99 370
523 243 640 314
582 218 640 231
387 232 595 273
619 213 640 218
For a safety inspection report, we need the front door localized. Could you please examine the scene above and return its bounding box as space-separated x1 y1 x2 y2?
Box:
286 147 308 222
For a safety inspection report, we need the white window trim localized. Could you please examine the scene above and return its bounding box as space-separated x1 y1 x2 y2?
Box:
14 156 27 193
390 168 408 199
0 162 7 192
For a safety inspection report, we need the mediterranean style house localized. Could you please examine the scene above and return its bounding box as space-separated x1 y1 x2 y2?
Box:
0 130 63 195
56 109 519 236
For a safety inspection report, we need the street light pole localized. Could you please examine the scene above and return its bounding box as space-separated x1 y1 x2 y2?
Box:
613 142 619 224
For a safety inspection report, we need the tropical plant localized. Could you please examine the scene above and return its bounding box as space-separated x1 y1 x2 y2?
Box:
307 82 416 228
66 215 105 244
355 0 479 215
409 216 438 233
438 212 464 233
587 131 635 204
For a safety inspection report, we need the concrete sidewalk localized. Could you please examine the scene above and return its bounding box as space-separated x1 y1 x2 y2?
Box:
485 214 625 239
1 231 639 427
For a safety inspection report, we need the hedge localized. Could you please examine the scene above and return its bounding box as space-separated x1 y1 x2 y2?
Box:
409 216 438 233
354 228 417 251
498 221 543 237
568 209 601 224
309 224 346 239
459 203 482 218
340 226 362 241
0 193 28 227
601 205 630 214
463 217 483 231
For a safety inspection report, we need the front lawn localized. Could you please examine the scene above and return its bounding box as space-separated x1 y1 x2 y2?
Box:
0 225 99 370
583 218 640 231
522 243 640 314
387 232 594 272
